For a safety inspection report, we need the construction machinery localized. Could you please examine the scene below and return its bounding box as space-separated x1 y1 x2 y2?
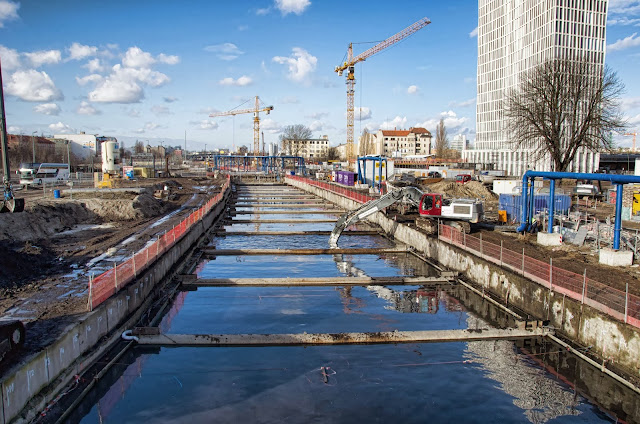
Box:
330 186 484 247
0 59 24 213
335 17 431 162
0 320 25 362
624 132 637 152
209 96 274 156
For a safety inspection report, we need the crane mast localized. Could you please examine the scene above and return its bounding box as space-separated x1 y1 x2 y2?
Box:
209 96 274 155
335 17 431 162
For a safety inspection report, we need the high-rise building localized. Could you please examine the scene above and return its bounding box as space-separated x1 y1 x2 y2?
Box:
464 0 608 175
451 134 469 152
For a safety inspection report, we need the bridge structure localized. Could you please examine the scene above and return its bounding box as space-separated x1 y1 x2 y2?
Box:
212 155 306 175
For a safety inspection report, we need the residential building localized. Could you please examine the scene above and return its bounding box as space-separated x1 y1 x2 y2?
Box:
463 0 607 175
281 135 329 159
358 127 432 158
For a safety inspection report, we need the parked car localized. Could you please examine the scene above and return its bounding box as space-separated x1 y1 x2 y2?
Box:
427 171 442 178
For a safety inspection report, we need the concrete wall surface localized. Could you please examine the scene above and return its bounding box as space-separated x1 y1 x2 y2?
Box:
286 178 640 377
0 187 230 424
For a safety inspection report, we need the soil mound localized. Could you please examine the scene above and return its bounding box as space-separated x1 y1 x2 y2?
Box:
425 181 498 200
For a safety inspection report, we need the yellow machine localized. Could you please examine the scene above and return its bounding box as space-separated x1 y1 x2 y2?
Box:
633 191 640 216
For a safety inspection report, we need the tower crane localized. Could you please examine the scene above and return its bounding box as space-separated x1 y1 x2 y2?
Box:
624 132 637 152
335 17 431 162
209 96 274 155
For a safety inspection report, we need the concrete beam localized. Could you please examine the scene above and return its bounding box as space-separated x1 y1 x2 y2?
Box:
131 327 552 346
201 247 407 256
215 230 380 236
233 210 344 215
234 204 333 208
181 275 457 287
228 218 338 223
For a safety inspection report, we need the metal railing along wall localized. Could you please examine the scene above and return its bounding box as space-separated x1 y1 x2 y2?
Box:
286 175 377 204
438 223 640 328
87 176 230 310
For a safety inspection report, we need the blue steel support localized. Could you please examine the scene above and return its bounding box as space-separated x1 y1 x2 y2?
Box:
548 179 556 234
614 183 624 250
528 178 535 231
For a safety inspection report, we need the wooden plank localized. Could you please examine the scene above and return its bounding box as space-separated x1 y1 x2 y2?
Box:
181 275 456 287
132 328 551 346
215 230 380 236
201 247 407 256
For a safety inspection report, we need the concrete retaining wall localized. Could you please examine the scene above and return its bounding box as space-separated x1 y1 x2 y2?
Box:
0 187 231 424
286 178 640 376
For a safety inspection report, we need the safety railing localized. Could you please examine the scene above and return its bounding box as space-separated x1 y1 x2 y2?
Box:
88 176 230 310
286 175 377 204
439 223 640 328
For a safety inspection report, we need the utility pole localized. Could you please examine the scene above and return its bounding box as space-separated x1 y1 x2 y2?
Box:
32 131 37 164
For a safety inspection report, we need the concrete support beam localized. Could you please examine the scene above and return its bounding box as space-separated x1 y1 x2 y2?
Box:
181 275 457 287
201 247 407 256
228 218 338 223
599 248 634 266
234 204 332 208
215 230 380 236
233 210 344 215
537 232 563 246
132 327 551 346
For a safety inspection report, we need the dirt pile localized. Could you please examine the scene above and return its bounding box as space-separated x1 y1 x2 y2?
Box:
0 193 170 243
425 181 498 200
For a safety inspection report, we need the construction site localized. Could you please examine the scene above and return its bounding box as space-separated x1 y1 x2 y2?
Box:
2 8 640 424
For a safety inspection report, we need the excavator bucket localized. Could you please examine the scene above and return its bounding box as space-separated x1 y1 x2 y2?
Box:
1 198 24 213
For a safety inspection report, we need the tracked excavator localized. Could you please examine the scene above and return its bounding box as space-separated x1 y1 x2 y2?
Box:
329 187 483 248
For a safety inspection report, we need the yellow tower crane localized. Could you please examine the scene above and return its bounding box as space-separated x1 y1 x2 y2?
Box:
335 17 431 162
209 96 274 155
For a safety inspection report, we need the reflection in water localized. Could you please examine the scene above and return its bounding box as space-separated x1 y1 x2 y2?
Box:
465 316 582 424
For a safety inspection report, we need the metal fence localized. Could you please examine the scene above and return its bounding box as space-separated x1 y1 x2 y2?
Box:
286 175 377 204
438 223 640 328
88 175 230 310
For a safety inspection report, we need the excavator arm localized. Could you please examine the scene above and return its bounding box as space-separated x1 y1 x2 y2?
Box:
329 187 423 248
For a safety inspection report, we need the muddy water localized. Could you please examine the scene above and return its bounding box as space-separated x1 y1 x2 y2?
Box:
74 188 625 423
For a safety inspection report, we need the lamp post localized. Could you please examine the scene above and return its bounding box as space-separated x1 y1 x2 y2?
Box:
31 131 37 164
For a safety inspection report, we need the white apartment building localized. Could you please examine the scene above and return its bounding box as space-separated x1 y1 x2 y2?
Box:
281 135 329 159
451 134 469 152
463 0 607 176
357 127 433 158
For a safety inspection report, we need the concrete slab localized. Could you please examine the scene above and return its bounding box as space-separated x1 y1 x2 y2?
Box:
599 248 634 267
537 232 563 246
2 350 49 421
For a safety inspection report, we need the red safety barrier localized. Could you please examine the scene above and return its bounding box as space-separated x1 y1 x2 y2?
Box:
438 222 640 329
88 176 230 310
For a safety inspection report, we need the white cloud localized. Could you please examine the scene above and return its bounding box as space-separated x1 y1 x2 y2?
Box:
416 110 469 132
196 120 219 130
0 1 19 28
627 113 640 126
609 0 640 15
49 121 73 134
204 43 244 61
219 75 253 86
164 96 178 103
380 116 407 130
76 74 103 86
449 98 476 108
469 27 478 38
122 46 156 68
34 103 60 115
621 97 640 111
0 45 20 70
88 64 170 103
608 32 640 51
260 118 282 134
255 7 271 15
608 17 640 25
7 125 21 133
151 105 171 115
309 120 323 132
275 0 311 15
307 111 329 119
5 70 63 102
157 53 180 65
238 25 249 31
24 50 61 67
77 101 100 115
272 47 317 83
133 128 145 134
126 108 141 117
84 58 107 73
353 106 372 121
67 42 98 61
144 122 161 130
407 85 419 95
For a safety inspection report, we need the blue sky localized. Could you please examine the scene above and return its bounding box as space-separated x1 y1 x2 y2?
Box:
0 0 639 151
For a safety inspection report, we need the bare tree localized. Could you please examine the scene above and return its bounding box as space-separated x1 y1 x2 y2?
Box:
134 140 145 154
280 124 312 156
434 118 448 158
504 57 626 172
359 128 369 156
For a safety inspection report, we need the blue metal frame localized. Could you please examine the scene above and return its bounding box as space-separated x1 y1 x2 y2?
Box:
212 155 306 176
356 156 387 190
518 171 640 250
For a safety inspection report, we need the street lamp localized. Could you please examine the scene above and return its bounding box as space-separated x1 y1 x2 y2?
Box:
31 131 37 164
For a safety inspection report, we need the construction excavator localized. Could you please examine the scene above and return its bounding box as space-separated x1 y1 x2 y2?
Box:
329 187 484 248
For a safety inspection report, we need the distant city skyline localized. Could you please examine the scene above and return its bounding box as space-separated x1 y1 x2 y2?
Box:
1 0 640 151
